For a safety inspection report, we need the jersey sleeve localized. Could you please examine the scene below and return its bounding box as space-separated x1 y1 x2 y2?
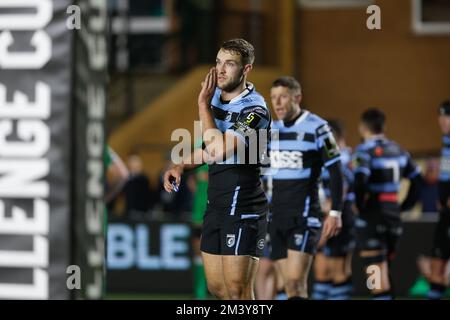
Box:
352 147 371 177
402 153 421 179
229 105 271 144
316 123 341 168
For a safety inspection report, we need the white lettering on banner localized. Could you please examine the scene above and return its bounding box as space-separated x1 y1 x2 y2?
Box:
85 83 105 300
0 269 48 300
0 160 49 198
107 225 135 269
80 0 108 299
0 236 48 267
0 31 52 69
160 225 190 270
0 120 50 157
136 224 162 269
0 0 52 300
79 0 107 71
107 224 191 271
0 0 53 30
0 0 53 69
0 82 51 118
0 199 49 234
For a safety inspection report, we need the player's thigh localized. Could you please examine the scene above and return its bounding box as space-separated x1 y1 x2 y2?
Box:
223 255 259 287
431 214 450 262
257 257 274 278
273 259 286 285
313 252 330 280
286 249 314 281
202 252 225 287
328 256 349 281
430 258 447 278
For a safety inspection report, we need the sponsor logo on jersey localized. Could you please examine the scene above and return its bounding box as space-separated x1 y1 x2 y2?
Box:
270 150 304 169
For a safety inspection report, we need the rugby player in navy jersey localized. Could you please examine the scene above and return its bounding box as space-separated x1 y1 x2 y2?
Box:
353 108 422 300
425 101 450 300
164 39 271 300
313 119 355 300
267 77 343 300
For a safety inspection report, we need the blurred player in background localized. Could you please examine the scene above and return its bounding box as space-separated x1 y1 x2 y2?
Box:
353 108 422 300
191 139 209 299
267 76 343 300
105 145 129 227
312 119 355 300
424 100 450 300
104 145 129 296
255 176 286 300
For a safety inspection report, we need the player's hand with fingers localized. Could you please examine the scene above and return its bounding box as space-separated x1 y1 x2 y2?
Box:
163 164 183 193
198 67 217 109
322 212 342 239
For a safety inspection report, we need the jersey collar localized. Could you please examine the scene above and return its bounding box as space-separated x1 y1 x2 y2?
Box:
227 82 255 104
294 110 309 125
365 134 386 142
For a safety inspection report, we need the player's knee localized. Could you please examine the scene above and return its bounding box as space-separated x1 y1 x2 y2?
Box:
226 281 248 300
332 270 349 283
430 272 446 285
285 277 307 295
207 282 227 299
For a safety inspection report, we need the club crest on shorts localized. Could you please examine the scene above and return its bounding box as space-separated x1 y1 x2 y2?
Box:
294 234 304 247
226 234 235 247
257 239 265 250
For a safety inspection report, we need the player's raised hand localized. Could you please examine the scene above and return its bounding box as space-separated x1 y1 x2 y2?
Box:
198 67 217 108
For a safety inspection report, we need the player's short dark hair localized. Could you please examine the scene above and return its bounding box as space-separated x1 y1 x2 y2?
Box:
272 76 302 94
327 119 345 140
220 39 255 65
439 100 450 116
361 108 386 134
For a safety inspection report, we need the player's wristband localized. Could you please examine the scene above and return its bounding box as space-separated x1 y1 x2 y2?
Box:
329 210 342 218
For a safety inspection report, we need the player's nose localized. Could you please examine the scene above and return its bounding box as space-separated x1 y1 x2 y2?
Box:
217 64 226 74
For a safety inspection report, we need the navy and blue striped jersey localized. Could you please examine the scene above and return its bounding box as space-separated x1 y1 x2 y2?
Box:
321 147 354 203
207 83 271 214
268 110 341 219
353 137 420 216
438 135 450 211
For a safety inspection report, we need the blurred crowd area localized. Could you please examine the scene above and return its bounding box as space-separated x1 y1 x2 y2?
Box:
107 152 196 222
106 153 441 223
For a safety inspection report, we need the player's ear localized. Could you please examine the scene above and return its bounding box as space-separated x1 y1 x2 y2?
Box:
243 64 253 76
295 93 302 105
